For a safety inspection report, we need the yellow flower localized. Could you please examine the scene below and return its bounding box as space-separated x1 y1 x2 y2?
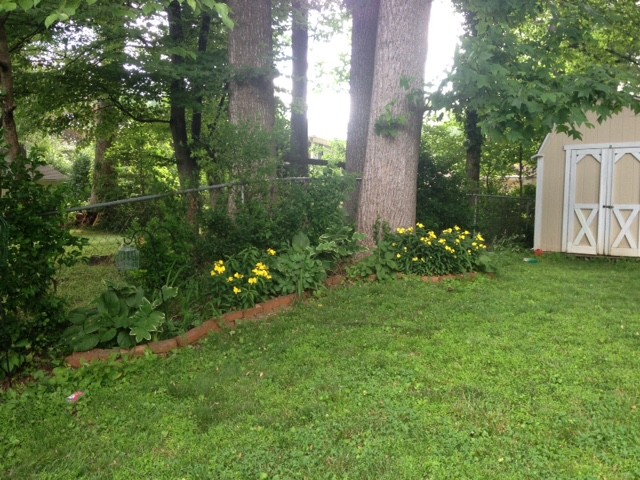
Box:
412 257 419 262
454 225 461 231
403 247 408 252
214 265 226 275
234 272 244 279
476 233 485 242
416 222 424 229
267 248 277 256
438 238 446 244
407 227 414 233
233 286 241 295
396 227 406 235
227 276 234 283
396 253 402 258
443 228 452 234
464 230 470 235
248 277 258 285
428 231 437 239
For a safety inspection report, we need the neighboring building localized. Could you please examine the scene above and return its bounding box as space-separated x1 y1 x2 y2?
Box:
534 108 640 257
37 165 68 185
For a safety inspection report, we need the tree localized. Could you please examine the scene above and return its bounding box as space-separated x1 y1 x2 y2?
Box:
288 0 309 176
344 0 380 220
0 14 24 161
227 0 275 134
356 0 432 241
434 0 640 145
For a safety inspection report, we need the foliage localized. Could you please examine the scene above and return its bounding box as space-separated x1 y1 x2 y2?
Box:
272 232 328 296
416 121 472 230
198 172 354 261
0 155 85 380
350 223 491 279
209 247 277 312
3 254 640 478
68 149 93 204
433 0 640 143
62 281 178 352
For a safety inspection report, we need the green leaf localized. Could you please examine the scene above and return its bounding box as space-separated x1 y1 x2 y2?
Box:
72 334 100 352
97 290 122 317
117 330 136 349
44 13 58 27
292 232 310 250
16 0 32 10
99 328 118 343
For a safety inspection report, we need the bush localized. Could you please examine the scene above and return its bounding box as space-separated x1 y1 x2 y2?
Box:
349 223 491 280
0 155 84 379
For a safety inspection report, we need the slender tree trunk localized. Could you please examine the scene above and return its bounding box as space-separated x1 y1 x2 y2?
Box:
357 0 431 243
0 17 23 162
344 0 380 220
167 1 200 226
289 0 309 176
518 143 523 196
90 101 117 225
227 0 275 132
464 108 482 193
191 13 211 144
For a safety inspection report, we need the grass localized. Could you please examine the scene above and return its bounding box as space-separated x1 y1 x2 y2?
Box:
56 229 123 309
2 252 640 479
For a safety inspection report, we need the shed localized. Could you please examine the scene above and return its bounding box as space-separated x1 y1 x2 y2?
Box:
534 108 640 257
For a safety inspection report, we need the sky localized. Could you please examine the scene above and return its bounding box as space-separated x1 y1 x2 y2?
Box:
303 0 464 141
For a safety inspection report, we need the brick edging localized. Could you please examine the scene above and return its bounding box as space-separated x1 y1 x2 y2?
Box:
64 272 476 368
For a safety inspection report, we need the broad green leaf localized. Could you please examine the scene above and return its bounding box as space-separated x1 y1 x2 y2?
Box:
99 328 118 343
117 330 136 349
73 334 100 352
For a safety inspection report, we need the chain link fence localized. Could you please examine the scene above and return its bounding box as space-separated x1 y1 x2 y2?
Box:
468 194 535 246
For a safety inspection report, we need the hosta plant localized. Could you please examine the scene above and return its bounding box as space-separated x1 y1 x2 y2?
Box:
62 282 178 352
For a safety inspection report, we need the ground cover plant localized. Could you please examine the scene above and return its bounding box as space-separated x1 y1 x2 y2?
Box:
1 253 639 478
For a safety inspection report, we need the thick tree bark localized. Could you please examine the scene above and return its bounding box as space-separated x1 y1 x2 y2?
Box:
464 108 482 193
0 17 24 162
227 0 275 132
344 0 380 220
289 0 309 176
167 1 200 226
357 0 431 243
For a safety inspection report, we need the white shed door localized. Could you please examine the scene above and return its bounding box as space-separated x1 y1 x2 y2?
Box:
565 146 640 257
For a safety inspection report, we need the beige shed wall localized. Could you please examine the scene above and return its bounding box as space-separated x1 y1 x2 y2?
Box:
535 109 640 252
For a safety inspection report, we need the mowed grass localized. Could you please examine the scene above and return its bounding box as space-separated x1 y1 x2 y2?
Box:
56 229 123 309
2 253 639 479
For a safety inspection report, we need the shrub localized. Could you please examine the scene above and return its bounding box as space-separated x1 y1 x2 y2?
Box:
0 155 84 379
349 223 491 280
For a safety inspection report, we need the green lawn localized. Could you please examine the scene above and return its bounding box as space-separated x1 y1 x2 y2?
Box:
2 253 639 479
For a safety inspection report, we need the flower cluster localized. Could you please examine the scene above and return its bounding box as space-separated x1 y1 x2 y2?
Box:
388 223 488 276
210 248 277 310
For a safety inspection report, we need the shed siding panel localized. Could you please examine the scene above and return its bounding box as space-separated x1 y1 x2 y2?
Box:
536 109 640 253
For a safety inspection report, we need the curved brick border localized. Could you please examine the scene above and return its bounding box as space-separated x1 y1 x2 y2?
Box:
64 272 476 368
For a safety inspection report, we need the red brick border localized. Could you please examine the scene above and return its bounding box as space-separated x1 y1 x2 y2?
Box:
64 273 477 368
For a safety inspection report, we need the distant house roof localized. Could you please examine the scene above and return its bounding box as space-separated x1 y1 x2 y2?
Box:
37 165 68 185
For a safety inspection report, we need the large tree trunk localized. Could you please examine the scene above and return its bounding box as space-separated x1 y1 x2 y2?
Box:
227 0 275 213
464 107 482 192
356 0 431 243
344 0 380 220
167 1 200 226
0 16 23 162
289 0 309 176
227 0 275 132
